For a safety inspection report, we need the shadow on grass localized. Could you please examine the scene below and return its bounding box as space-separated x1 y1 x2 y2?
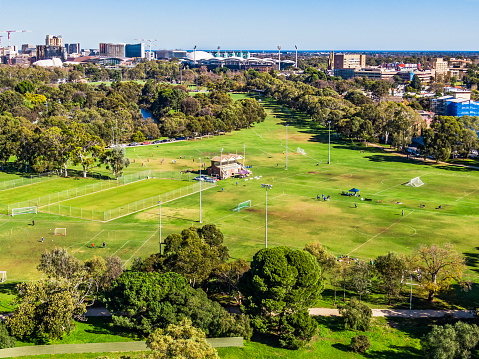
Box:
83 317 139 339
364 345 422 359
464 247 479 274
0 282 18 296
313 315 344 332
249 332 284 350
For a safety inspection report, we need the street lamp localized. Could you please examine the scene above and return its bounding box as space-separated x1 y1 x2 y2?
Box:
277 45 281 71
295 45 298 68
285 124 289 170
158 201 162 255
199 158 202 223
261 184 273 248
328 120 331 165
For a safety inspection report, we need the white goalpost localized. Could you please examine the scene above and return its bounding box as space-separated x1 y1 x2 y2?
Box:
11 206 37 216
54 228 67 236
0 271 6 283
405 177 424 187
297 147 306 155
233 200 251 212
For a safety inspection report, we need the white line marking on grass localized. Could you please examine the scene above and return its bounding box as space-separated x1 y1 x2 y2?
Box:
456 189 479 202
348 210 415 256
0 220 11 227
123 230 158 267
71 230 105 252
112 241 130 256
251 129 267 142
136 154 148 167
196 149 205 154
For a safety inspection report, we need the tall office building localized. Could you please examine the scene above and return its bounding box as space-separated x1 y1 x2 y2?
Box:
99 43 125 57
125 43 145 58
65 43 81 54
329 52 366 70
36 45 65 60
46 35 63 47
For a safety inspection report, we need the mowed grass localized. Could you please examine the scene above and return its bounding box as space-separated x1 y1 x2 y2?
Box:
1 95 479 296
58 178 190 211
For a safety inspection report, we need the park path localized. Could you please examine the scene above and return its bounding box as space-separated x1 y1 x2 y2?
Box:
308 308 475 319
0 338 243 358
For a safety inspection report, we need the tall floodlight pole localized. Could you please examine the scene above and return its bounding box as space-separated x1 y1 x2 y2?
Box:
158 201 162 255
285 124 289 170
261 184 273 248
199 158 202 223
328 121 331 165
295 45 298 68
277 45 281 71
217 46 220 57
193 45 197 64
409 272 413 311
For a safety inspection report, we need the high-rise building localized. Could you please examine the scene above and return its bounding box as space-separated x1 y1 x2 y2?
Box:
99 43 125 58
125 43 145 58
36 45 65 60
65 43 81 54
46 35 63 47
329 53 366 70
430 58 448 77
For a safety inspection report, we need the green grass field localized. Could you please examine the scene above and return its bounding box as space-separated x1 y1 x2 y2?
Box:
1 94 479 311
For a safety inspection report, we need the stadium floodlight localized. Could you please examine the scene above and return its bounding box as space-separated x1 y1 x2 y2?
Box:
199 158 202 223
217 45 220 57
158 200 162 255
194 45 197 64
277 45 281 71
261 184 273 248
295 45 298 68
328 120 331 165
285 124 289 170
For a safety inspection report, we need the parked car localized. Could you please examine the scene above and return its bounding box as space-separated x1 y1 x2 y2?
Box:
193 175 209 181
128 142 138 146
205 177 218 183
142 141 151 145
152 140 161 144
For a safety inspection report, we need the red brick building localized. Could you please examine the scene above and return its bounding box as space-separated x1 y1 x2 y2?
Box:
207 154 250 179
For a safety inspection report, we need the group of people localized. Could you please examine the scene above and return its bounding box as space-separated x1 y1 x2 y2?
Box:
317 194 331 201
91 242 106 248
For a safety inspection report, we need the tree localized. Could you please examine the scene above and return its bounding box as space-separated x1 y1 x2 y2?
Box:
37 247 84 281
238 246 323 348
146 318 219 359
349 263 372 302
211 258 250 305
409 244 467 301
304 241 337 281
15 80 34 94
0 322 15 349
7 279 87 342
101 147 131 179
196 224 229 262
411 75 423 91
105 272 252 338
350 335 370 353
69 122 104 178
131 130 145 143
338 298 372 332
375 252 406 304
180 97 200 116
422 322 479 359
371 81 389 101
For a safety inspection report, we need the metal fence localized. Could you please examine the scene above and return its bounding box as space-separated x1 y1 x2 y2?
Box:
0 171 57 191
40 180 216 222
5 170 152 215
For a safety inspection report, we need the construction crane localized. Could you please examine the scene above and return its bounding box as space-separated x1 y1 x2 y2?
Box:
134 38 157 60
0 30 32 64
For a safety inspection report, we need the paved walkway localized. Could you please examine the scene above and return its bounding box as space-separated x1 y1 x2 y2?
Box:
0 338 243 358
308 308 475 319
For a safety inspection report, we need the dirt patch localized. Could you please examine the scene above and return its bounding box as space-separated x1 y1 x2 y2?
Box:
245 208 260 213
308 171 321 174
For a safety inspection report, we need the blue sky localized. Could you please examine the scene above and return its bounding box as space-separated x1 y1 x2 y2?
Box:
1 0 478 51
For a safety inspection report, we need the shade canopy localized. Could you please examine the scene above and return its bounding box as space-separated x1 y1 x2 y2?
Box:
349 188 360 193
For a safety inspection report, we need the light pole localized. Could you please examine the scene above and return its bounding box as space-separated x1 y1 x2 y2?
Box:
261 184 273 248
295 45 298 68
199 158 202 223
328 120 331 165
285 124 289 170
158 201 162 255
115 112 118 147
193 45 197 64
277 45 281 71
409 272 413 311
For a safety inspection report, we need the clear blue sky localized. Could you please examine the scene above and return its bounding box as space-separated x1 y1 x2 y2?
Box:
1 0 478 51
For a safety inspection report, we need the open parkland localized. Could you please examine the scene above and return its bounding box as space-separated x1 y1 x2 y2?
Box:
1 93 479 358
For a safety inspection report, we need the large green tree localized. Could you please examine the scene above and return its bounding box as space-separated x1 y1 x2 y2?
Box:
375 252 406 304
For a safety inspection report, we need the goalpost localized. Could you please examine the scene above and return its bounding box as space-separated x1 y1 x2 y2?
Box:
405 177 424 187
0 271 6 283
54 228 67 236
11 206 37 216
297 147 306 155
233 200 251 212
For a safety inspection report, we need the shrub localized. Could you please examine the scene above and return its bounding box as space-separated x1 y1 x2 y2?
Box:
338 298 372 331
350 335 370 353
0 322 15 349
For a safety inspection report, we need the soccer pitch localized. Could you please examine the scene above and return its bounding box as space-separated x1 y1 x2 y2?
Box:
1 95 479 285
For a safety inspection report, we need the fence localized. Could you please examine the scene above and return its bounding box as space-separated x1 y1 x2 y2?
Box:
5 170 152 215
40 181 216 222
0 171 57 191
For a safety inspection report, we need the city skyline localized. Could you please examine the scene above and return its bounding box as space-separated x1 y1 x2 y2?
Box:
1 0 479 51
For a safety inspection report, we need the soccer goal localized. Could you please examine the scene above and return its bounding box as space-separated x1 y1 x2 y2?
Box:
54 228 67 236
405 177 424 187
11 206 37 216
0 271 6 283
233 200 251 212
297 147 307 155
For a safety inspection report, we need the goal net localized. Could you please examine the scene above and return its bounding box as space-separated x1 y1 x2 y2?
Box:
405 177 424 187
297 147 306 155
11 206 37 216
54 228 67 236
233 200 251 212
0 271 6 283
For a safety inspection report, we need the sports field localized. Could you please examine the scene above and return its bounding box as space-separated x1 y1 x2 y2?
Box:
1 94 479 297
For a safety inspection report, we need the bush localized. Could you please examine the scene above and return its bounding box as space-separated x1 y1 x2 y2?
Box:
279 311 318 349
338 298 372 331
0 322 15 349
350 335 370 353
422 322 479 359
